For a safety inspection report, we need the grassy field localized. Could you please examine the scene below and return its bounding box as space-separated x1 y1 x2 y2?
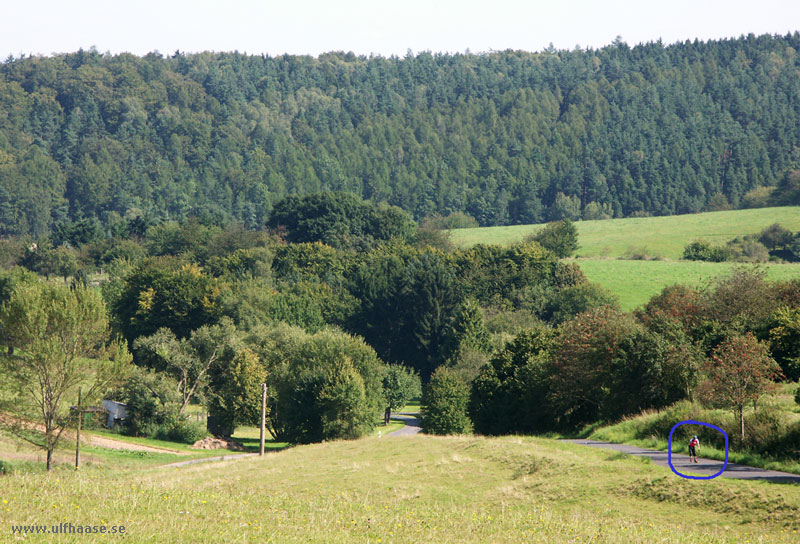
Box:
448 207 800 310
450 206 800 259
575 259 800 310
1 434 799 543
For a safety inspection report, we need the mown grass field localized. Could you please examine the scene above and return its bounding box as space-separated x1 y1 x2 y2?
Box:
575 259 800 310
1 434 798 543
450 206 800 259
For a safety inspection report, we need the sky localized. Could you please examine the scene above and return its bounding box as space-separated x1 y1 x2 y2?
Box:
2 0 799 59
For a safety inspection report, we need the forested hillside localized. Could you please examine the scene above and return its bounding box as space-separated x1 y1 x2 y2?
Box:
2 33 800 235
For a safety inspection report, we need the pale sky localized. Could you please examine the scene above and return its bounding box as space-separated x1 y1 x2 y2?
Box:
2 0 799 59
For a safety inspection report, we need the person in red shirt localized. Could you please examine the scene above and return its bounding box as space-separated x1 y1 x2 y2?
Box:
688 435 700 463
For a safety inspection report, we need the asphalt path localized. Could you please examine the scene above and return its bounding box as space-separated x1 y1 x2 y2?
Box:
563 439 800 484
387 413 421 436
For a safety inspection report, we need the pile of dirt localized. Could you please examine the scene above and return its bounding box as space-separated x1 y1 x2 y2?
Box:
191 437 246 451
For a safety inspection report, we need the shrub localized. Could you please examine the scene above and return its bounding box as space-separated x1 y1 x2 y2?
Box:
582 201 613 220
421 212 479 230
682 240 732 262
758 223 794 251
704 192 732 212
542 282 619 325
549 193 581 221
527 219 579 258
121 368 182 437
739 240 769 263
164 420 207 444
421 366 473 435
741 186 774 209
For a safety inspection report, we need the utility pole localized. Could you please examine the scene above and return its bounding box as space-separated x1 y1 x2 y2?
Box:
259 383 267 456
75 387 82 469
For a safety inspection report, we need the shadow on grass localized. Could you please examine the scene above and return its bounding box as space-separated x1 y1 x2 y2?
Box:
232 436 290 453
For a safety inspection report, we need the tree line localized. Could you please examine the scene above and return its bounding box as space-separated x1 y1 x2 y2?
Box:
2 34 800 237
1 192 798 468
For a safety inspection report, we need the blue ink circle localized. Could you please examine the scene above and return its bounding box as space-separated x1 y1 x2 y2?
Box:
668 420 728 480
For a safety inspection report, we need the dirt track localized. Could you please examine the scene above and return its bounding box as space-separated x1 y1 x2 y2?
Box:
1 413 187 454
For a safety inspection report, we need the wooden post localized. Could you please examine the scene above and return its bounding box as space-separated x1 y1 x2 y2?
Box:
75 387 82 469
259 383 267 456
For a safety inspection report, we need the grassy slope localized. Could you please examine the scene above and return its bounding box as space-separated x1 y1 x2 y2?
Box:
1 435 798 543
450 207 800 310
450 207 800 259
575 259 800 311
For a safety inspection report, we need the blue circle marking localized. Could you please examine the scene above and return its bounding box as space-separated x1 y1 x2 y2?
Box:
668 420 728 480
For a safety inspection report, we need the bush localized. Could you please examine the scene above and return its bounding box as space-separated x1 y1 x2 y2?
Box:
421 366 473 435
758 223 794 251
421 212 479 230
582 201 613 220
682 240 732 262
741 186 774 209
739 240 769 262
527 219 578 258
163 420 207 444
542 282 619 325
142 418 207 444
121 368 182 437
795 386 800 407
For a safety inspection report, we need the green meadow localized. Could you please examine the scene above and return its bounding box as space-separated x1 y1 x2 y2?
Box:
450 207 800 259
450 207 800 309
575 259 800 310
1 435 798 543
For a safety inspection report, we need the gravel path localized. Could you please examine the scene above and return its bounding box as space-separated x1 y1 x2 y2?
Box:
387 413 421 436
563 439 800 484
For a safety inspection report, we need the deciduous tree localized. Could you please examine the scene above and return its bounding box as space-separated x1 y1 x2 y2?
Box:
0 282 131 470
702 333 782 442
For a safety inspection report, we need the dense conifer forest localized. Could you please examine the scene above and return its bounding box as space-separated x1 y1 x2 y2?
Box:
1 33 800 235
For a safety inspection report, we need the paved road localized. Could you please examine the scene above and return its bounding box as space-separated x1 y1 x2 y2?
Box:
563 439 800 484
387 413 421 436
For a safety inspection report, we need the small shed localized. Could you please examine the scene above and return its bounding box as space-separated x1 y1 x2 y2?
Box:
102 400 128 429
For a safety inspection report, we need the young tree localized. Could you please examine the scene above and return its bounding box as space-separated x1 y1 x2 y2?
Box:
528 219 579 258
207 346 267 437
382 365 422 425
703 333 783 442
758 223 794 251
420 366 473 435
0 282 131 470
133 319 238 417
